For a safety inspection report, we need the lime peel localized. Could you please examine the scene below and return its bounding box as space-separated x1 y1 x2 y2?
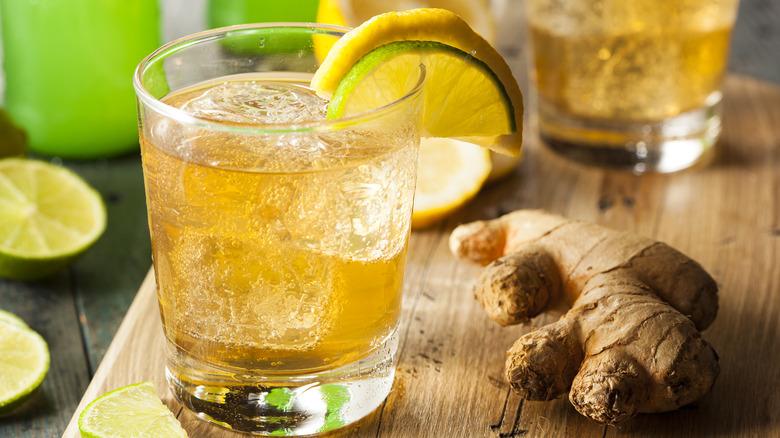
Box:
327 41 516 133
0 158 106 280
0 309 29 329
78 381 188 438
0 318 50 415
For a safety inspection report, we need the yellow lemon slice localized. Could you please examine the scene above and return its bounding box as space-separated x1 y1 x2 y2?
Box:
412 138 492 229
486 150 522 183
314 3 521 182
316 0 496 43
311 8 523 157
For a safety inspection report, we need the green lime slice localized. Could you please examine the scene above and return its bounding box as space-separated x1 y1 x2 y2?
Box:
326 41 515 139
0 320 49 414
0 309 29 329
79 381 188 438
0 158 106 280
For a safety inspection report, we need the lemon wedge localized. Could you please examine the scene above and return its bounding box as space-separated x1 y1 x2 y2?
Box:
412 138 491 229
316 0 496 43
311 8 523 157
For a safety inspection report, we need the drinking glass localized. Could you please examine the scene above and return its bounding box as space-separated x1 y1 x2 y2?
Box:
526 0 739 173
133 24 425 436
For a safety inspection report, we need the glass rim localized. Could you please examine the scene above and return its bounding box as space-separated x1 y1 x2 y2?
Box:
132 22 427 134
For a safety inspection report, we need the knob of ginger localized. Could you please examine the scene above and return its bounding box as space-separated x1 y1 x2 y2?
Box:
449 209 719 425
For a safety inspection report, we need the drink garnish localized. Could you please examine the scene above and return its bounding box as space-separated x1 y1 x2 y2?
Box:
311 8 523 157
311 8 524 227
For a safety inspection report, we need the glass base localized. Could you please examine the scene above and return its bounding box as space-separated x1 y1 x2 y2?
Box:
166 329 398 436
537 91 723 173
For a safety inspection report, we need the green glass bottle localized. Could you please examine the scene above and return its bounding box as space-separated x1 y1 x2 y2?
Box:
1 0 161 159
207 0 319 28
206 0 321 56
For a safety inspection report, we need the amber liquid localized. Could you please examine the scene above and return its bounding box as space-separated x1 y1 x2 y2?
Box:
531 24 733 122
527 0 738 171
141 78 416 379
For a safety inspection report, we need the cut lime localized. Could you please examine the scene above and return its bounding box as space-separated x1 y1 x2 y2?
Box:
327 40 516 140
0 309 29 329
0 158 106 280
79 381 188 438
0 320 49 414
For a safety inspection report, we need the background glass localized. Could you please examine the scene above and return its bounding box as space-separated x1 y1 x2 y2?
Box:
526 0 740 173
134 24 425 436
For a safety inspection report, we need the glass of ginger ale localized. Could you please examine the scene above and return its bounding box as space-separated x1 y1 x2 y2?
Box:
526 0 739 173
133 24 425 435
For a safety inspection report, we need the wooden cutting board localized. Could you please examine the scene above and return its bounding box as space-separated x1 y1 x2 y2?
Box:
62 76 780 437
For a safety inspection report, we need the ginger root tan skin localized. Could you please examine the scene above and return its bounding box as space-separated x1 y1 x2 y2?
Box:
449 210 719 425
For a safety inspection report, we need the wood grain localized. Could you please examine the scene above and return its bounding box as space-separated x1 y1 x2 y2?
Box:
61 75 780 437
0 277 91 437
0 154 151 438
67 155 153 373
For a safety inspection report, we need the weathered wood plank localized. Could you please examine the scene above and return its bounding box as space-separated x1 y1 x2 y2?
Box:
59 270 162 438
731 0 780 84
601 76 780 438
376 229 507 437
0 154 151 438
66 154 152 373
61 76 780 438
2 1 779 437
0 276 91 438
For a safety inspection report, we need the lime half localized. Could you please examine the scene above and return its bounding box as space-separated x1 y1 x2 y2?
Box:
0 158 106 280
326 41 516 141
0 309 29 329
0 320 49 414
79 381 188 438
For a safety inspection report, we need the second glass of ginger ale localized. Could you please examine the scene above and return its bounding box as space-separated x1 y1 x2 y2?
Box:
526 0 739 173
133 24 425 436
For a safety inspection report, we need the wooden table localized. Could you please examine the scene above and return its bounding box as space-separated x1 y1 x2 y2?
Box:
48 74 777 438
2 2 780 438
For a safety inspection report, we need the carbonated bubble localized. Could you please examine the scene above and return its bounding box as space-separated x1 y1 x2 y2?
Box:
180 81 328 125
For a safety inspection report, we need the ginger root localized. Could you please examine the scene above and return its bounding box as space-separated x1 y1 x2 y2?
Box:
449 209 719 425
